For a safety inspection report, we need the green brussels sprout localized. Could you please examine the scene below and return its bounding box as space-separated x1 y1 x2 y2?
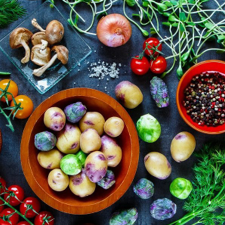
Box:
60 154 82 175
170 177 193 199
34 131 56 151
136 114 161 143
75 150 87 167
64 102 87 123
110 208 138 225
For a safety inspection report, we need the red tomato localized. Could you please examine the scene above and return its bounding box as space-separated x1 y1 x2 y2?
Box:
20 197 41 218
143 37 162 57
0 79 18 102
150 56 167 74
0 199 4 213
10 95 33 119
130 56 149 75
16 222 30 225
4 185 24 206
34 211 54 225
0 208 19 225
0 177 6 194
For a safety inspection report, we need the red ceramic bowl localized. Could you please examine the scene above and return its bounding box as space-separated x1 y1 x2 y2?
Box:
177 60 225 134
20 88 139 214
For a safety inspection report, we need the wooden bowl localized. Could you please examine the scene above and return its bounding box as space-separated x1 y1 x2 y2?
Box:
20 88 139 214
176 60 225 134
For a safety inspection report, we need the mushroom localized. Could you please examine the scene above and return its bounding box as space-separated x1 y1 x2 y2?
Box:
31 39 51 66
9 27 33 64
33 45 69 77
31 18 64 45
31 31 47 46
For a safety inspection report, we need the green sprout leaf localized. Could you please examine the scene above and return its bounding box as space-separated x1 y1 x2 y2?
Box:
125 0 136 7
179 12 186 22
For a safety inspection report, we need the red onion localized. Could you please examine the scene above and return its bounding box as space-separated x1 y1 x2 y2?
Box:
96 13 132 47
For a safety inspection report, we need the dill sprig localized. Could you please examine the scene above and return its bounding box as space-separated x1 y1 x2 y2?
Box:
0 0 26 28
169 142 225 225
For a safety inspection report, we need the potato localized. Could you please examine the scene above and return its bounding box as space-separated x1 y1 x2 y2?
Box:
80 128 101 154
56 123 81 154
144 152 171 180
115 81 143 109
79 112 105 136
85 151 108 183
104 117 124 137
170 131 196 162
101 135 122 167
37 149 63 169
48 169 69 192
44 107 66 131
69 170 96 197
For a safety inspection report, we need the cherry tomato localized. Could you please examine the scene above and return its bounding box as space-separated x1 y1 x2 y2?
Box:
20 197 41 218
10 95 33 119
143 37 162 57
130 56 149 75
0 199 4 213
0 177 6 194
0 79 18 102
150 56 167 74
0 208 19 225
34 211 54 225
4 185 24 206
16 222 30 225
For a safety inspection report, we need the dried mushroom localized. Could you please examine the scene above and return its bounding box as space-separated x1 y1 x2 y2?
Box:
33 45 69 77
31 31 47 46
31 18 64 45
9 27 33 63
31 40 51 66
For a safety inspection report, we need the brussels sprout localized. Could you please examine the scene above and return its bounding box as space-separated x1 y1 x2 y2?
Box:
170 177 193 199
34 131 56 151
133 178 154 199
150 76 169 108
97 170 115 190
76 151 87 167
60 154 82 175
136 114 161 143
150 198 177 220
110 208 138 225
64 102 87 123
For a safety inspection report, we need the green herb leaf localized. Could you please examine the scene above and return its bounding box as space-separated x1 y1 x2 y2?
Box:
163 12 171 17
125 0 136 7
179 12 186 22
162 22 171 26
176 63 183 79
181 52 189 62
157 3 167 13
170 0 178 6
168 15 177 22
150 27 157 35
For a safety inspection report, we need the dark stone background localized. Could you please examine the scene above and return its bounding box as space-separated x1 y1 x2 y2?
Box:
0 1 224 224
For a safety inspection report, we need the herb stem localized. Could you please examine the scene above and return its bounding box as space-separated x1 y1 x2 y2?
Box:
0 72 10 75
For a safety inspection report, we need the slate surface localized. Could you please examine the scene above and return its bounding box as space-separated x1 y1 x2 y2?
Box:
0 1 224 225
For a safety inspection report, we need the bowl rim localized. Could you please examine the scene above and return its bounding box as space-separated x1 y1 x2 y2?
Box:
20 87 140 214
176 59 225 134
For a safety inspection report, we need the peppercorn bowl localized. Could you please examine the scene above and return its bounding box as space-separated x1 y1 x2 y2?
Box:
20 88 139 214
176 60 225 134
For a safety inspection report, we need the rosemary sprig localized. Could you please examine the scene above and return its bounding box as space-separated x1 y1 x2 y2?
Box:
0 0 26 28
169 142 225 225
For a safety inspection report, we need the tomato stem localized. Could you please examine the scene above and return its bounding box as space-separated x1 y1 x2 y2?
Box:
0 195 34 225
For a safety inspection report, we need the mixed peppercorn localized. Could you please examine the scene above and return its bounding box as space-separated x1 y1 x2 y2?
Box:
183 72 225 126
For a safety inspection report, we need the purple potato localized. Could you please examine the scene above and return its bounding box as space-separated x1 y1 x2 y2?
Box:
85 151 108 183
150 198 177 220
69 169 96 197
101 135 122 167
44 107 66 131
56 123 81 154
110 208 138 225
97 170 115 189
133 178 154 199
64 102 87 123
34 131 56 151
115 81 143 109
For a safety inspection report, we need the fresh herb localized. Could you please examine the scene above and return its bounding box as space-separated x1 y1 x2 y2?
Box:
0 72 11 75
169 142 225 225
0 81 23 132
0 0 26 28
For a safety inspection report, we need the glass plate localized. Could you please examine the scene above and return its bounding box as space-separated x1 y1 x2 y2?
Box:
0 0 92 94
